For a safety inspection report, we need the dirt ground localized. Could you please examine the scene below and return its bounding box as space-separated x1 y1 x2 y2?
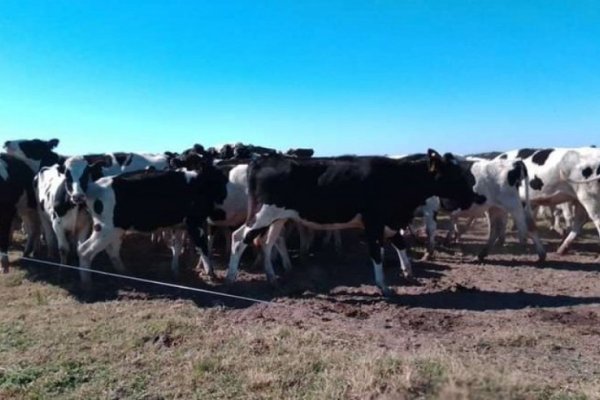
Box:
1 219 599 399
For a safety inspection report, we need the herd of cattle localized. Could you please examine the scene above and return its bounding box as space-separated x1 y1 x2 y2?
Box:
1 139 599 296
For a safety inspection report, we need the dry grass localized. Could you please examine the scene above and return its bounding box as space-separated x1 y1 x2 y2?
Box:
0 267 595 400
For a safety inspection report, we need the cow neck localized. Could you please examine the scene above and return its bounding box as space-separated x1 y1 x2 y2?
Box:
37 152 64 171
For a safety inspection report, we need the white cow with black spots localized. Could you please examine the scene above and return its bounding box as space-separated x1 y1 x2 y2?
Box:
416 157 546 261
495 147 600 257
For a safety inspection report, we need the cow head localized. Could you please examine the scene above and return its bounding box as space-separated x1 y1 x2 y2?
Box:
427 149 486 210
171 146 213 170
59 156 106 205
3 138 60 171
192 164 229 206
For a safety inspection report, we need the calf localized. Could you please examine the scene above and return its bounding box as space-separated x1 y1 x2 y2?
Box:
34 163 92 264
0 154 40 272
74 166 228 285
495 147 600 256
227 150 485 295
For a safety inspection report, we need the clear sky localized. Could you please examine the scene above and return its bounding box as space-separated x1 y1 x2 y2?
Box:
1 1 599 156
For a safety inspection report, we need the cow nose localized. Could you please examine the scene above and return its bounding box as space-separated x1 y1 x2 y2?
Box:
72 194 86 204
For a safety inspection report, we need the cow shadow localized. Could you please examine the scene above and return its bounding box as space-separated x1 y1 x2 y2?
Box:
325 288 600 311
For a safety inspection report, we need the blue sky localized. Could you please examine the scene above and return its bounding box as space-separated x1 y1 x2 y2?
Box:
1 1 599 156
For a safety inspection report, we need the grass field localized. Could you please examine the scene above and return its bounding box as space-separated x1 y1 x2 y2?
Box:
1 223 599 399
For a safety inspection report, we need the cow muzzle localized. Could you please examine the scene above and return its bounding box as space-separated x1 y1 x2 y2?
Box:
71 194 87 205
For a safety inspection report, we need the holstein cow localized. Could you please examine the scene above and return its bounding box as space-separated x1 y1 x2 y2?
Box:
226 150 485 296
495 147 600 257
4 139 62 172
0 154 40 272
34 163 93 264
417 157 546 261
70 164 228 286
59 155 187 274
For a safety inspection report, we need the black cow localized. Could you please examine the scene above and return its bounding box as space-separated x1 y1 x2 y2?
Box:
226 149 485 296
76 164 228 286
0 154 40 272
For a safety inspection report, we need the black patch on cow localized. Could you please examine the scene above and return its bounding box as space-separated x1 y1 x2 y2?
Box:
53 180 75 217
597 165 600 176
530 175 544 191
517 148 537 159
507 166 521 187
531 148 554 165
582 167 593 179
84 154 112 167
507 161 526 187
114 152 131 166
499 153 508 159
14 139 61 169
94 199 104 215
93 224 102 232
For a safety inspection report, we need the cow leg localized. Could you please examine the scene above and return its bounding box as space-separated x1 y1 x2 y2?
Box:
556 203 588 255
78 225 114 287
389 232 413 278
51 219 71 265
365 222 391 296
262 220 287 283
274 235 293 272
421 211 437 260
227 205 293 283
168 230 185 278
18 206 40 257
477 208 507 261
186 218 214 277
573 197 600 260
105 231 127 274
508 203 546 262
39 211 57 259
0 207 17 273
227 225 250 283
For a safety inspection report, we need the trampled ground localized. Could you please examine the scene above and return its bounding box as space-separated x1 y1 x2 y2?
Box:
1 221 599 399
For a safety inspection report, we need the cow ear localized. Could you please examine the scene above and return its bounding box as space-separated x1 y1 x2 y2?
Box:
48 138 60 149
88 161 105 180
427 149 443 173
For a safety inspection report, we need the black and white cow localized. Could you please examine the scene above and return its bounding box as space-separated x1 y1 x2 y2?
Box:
34 162 93 264
0 154 41 272
495 147 600 256
4 139 62 172
72 165 228 285
226 150 485 296
416 156 546 261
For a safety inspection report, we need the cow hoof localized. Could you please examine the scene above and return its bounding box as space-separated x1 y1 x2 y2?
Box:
537 253 547 263
380 286 394 297
476 254 487 264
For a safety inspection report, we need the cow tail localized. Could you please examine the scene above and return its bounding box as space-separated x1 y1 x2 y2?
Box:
519 161 535 231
